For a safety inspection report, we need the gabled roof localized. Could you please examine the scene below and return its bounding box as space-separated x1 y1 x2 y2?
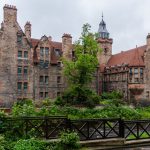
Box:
107 45 146 67
31 38 62 65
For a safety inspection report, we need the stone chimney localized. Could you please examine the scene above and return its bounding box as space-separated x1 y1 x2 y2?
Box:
24 21 31 40
62 33 72 59
3 4 17 25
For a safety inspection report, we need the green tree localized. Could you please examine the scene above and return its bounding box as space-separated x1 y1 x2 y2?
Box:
61 23 101 107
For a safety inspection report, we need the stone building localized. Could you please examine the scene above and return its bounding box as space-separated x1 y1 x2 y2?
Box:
98 15 150 103
0 4 150 107
0 5 74 107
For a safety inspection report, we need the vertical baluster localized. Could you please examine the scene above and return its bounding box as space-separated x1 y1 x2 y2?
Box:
137 122 139 139
103 120 106 138
119 119 124 138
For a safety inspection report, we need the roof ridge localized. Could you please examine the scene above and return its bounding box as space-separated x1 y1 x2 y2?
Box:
112 45 146 56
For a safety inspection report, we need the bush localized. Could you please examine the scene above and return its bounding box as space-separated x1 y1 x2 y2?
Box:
61 86 100 108
101 91 123 100
58 131 80 150
12 99 36 117
0 135 5 150
13 139 46 150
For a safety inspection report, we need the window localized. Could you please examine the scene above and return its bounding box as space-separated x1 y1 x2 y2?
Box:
45 47 49 55
57 76 61 84
146 91 150 99
134 68 138 74
140 68 143 74
57 61 61 67
40 92 43 98
57 92 61 97
24 82 28 91
39 60 44 68
24 66 28 74
24 51 28 58
45 76 49 84
17 35 22 43
39 76 44 84
45 92 48 98
44 61 49 68
72 51 75 58
40 47 44 56
129 68 132 74
17 82 22 91
18 66 22 74
104 48 107 54
18 51 22 58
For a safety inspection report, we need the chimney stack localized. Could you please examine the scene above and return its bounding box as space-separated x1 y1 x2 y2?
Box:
24 21 31 40
3 4 17 25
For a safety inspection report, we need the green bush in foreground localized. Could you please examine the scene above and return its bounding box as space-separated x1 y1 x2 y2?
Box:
58 131 80 150
13 139 46 150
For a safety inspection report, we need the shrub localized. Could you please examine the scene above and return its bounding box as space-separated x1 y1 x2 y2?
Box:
12 99 36 117
13 139 46 150
58 131 80 150
101 91 123 100
0 135 5 150
61 86 100 108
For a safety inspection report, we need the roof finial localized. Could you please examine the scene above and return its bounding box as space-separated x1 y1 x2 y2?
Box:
102 12 103 20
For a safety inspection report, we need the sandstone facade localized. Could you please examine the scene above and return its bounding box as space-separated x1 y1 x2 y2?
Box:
0 4 150 107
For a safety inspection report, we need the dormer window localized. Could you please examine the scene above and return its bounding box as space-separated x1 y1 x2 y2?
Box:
55 49 61 57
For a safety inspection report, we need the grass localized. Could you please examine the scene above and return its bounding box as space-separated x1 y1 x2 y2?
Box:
127 132 150 140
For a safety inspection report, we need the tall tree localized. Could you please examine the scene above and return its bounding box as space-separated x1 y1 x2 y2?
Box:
62 23 101 107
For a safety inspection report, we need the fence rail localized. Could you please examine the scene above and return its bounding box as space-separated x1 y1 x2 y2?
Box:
0 117 150 141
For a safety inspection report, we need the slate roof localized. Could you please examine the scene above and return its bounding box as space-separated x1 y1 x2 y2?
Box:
107 45 146 67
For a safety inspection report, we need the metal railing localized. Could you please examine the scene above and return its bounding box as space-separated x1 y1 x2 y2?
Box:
0 117 150 141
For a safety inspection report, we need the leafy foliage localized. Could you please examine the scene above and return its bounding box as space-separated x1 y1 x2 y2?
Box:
61 23 101 107
0 135 5 150
13 139 46 150
57 86 100 108
100 91 125 107
12 99 36 117
58 131 80 150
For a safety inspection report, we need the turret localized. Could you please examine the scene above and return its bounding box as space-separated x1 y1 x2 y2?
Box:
24 21 31 40
62 33 72 59
97 14 113 65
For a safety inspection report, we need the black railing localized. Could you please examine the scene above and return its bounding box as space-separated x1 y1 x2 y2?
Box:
0 117 150 141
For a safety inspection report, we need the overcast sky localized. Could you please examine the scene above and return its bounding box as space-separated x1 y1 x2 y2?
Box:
1 0 150 54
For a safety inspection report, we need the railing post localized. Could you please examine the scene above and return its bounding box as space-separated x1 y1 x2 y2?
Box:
119 119 125 138
45 117 48 139
103 120 106 138
66 118 72 131
25 118 28 139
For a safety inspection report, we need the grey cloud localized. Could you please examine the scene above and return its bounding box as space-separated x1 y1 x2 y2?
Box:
1 0 150 54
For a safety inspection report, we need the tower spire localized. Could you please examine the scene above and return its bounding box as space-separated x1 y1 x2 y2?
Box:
98 13 109 39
